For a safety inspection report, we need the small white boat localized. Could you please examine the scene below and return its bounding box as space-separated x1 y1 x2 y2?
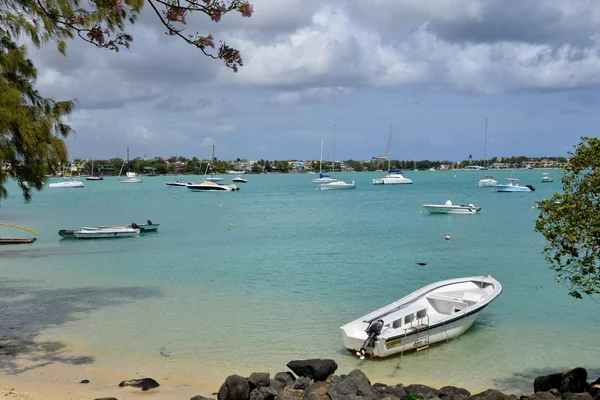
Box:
340 275 502 359
49 180 84 188
232 176 248 183
187 181 239 191
428 167 436 172
496 178 535 192
86 176 103 181
373 171 413 185
166 180 192 187
422 200 481 214
477 174 497 187
319 180 356 190
119 172 142 183
71 227 140 239
98 221 159 232
540 173 553 183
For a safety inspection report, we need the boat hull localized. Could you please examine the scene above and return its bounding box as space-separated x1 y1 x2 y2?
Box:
72 229 140 239
98 224 159 232
496 185 531 192
86 176 104 181
373 175 413 185
477 179 497 187
342 310 482 358
312 178 337 183
49 181 84 188
423 205 481 214
320 181 356 190
119 178 143 183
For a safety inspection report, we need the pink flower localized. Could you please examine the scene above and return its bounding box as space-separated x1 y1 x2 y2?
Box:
167 6 187 23
204 34 215 49
232 65 238 73
240 1 253 17
201 0 210 4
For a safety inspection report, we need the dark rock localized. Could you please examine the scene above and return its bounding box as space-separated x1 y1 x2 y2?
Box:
287 359 338 382
405 385 440 398
249 373 272 389
191 396 215 400
327 370 380 400
118 378 160 391
218 375 251 400
271 379 286 391
250 386 280 400
589 383 600 400
374 384 390 392
534 368 589 394
94 398 118 400
425 396 441 400
304 381 332 400
525 392 560 400
275 372 296 387
562 393 593 400
328 375 343 385
80 379 90 384
439 386 470 400
348 369 380 399
468 389 518 400
551 390 562 398
293 377 312 390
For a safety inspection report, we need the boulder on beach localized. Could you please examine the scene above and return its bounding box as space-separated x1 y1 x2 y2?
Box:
286 359 338 382
534 368 589 394
274 372 296 387
468 389 518 400
118 377 160 391
218 374 251 400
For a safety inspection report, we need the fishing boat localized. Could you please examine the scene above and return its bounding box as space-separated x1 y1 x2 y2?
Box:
422 200 481 214
373 125 413 185
477 118 498 187
98 221 159 232
496 178 535 192
59 226 140 239
340 275 502 359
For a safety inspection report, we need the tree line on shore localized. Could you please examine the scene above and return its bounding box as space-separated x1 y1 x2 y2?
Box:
69 155 568 176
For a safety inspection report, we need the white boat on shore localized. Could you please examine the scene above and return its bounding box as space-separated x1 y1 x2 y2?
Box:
319 180 356 190
340 275 502 359
422 200 481 214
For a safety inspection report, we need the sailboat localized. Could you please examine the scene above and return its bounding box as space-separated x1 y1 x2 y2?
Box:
319 125 355 190
413 160 418 171
477 118 498 187
311 138 337 183
49 162 85 188
86 155 103 180
118 147 142 183
187 145 239 192
373 125 413 185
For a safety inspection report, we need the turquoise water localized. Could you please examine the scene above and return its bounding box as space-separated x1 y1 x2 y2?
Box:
0 170 598 393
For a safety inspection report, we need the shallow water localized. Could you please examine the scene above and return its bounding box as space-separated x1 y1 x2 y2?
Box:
0 169 597 393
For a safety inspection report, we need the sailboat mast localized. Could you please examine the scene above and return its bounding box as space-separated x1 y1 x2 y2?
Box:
483 118 488 169
387 124 392 171
319 138 324 174
332 124 336 173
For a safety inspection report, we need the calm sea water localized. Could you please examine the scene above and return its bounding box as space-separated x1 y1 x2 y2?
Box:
0 170 598 393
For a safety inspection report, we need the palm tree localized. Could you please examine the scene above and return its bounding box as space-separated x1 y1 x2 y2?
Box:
468 154 473 164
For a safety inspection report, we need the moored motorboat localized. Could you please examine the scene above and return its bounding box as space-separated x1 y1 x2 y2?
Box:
319 180 356 190
373 170 413 185
477 174 497 187
232 176 248 183
166 181 192 187
540 173 553 183
99 220 159 232
422 200 481 214
64 227 140 239
340 275 502 359
49 179 84 188
496 178 534 192
187 181 239 191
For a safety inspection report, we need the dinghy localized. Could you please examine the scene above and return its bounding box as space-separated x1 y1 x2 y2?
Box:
340 275 502 359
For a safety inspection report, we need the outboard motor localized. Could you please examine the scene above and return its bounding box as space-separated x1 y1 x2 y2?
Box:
357 319 384 359
526 185 536 191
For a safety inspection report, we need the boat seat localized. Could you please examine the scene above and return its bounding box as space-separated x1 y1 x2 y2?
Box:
426 293 463 303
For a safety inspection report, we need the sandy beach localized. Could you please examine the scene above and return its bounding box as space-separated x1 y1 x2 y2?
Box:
0 360 220 399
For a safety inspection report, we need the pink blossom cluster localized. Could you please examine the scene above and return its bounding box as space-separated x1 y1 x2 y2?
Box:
198 34 215 49
210 3 227 22
167 6 187 23
240 1 253 17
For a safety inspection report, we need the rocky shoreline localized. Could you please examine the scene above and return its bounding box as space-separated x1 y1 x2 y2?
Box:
89 359 599 400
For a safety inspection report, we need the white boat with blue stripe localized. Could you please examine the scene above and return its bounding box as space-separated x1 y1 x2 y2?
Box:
422 200 481 214
340 275 502 359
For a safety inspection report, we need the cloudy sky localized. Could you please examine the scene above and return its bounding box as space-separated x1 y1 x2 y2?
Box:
29 0 600 161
